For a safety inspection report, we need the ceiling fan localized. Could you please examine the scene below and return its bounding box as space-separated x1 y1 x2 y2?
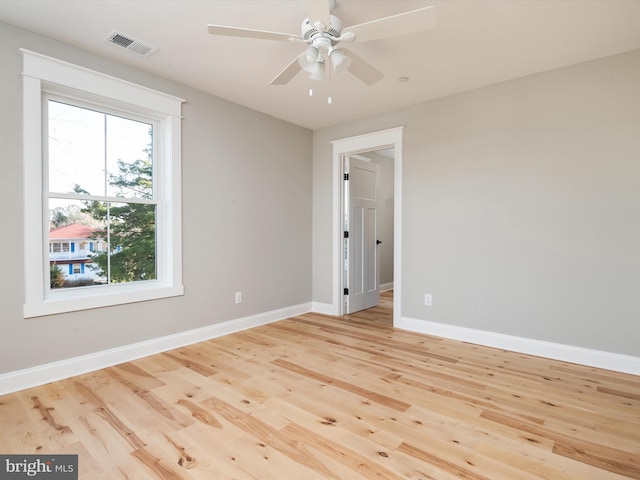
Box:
207 0 436 86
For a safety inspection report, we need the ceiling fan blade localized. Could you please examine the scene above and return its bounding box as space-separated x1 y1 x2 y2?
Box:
345 49 384 85
305 0 331 28
343 6 436 43
270 56 303 85
208 24 301 42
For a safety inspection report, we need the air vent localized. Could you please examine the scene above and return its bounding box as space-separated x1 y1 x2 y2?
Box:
105 31 156 57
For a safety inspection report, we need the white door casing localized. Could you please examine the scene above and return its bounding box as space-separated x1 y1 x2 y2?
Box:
345 156 380 313
331 126 403 321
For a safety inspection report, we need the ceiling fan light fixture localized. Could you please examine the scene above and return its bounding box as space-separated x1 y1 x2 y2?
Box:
305 45 319 63
298 48 321 73
329 48 351 75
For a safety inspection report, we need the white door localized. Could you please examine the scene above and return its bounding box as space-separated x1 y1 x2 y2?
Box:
344 156 380 314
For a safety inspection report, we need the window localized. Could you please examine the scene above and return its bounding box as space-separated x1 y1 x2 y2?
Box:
47 99 157 287
22 49 184 318
49 242 70 253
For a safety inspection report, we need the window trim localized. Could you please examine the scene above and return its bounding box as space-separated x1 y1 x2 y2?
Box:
22 49 185 318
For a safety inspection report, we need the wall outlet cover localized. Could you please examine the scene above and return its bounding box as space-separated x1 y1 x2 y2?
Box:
424 293 432 306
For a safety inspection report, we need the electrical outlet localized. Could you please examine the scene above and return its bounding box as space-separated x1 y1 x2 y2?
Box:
235 291 242 304
424 293 432 306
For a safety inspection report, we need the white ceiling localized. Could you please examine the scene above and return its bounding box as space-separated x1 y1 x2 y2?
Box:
1 0 639 130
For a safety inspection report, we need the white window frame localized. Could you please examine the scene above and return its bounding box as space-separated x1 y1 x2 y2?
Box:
22 49 184 318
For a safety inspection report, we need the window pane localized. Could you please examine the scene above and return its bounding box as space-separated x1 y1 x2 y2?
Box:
48 101 106 196
106 115 153 199
106 202 157 283
49 198 103 230
48 101 153 200
48 198 156 289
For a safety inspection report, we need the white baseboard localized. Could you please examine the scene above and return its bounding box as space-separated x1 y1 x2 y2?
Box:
0 302 312 396
311 302 338 316
380 282 394 292
396 316 640 376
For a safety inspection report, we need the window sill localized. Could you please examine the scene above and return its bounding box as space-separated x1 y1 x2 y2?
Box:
24 283 184 318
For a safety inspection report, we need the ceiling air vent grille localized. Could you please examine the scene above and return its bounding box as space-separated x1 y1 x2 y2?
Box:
105 31 156 56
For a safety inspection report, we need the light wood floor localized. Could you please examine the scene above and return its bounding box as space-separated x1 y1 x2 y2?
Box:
1 291 639 479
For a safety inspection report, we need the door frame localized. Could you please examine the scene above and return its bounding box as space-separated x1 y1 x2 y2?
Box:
331 127 403 323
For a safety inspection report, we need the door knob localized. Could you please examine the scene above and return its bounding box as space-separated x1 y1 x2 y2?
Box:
376 240 382 245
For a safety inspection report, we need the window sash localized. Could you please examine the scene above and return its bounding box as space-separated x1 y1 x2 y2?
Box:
44 94 158 202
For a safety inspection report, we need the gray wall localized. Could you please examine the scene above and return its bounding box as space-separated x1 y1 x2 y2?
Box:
0 21 312 374
313 49 640 356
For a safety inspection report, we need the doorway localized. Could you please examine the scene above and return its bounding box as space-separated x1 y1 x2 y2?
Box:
343 151 394 314
331 127 403 323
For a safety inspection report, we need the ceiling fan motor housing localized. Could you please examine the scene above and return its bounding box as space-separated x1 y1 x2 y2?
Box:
301 14 343 43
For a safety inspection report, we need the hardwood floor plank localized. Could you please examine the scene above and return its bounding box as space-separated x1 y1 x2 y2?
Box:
176 398 223 429
480 409 640 478
200 395 343 479
473 443 594 480
105 367 194 429
30 394 73 434
597 385 640 403
281 423 407 480
112 362 166 389
398 441 491 480
70 379 146 450
271 359 411 412
131 446 185 480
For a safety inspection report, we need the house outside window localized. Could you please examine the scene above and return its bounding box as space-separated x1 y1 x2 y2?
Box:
48 223 104 287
